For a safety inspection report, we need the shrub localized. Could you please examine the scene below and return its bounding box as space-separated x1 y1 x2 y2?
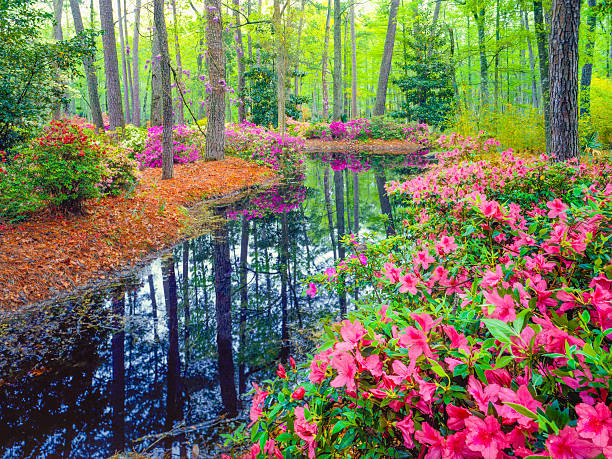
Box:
590 76 612 146
24 119 103 214
0 153 42 221
226 144 612 458
135 124 201 168
118 124 149 156
98 145 140 195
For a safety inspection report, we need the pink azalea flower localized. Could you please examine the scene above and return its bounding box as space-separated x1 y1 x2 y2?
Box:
576 402 612 447
442 325 469 352
383 262 402 283
294 405 318 459
547 198 569 219
249 383 268 426
546 426 602 459
378 304 393 324
482 290 517 322
396 326 434 375
308 350 331 384
305 282 317 298
329 352 357 392
447 404 471 430
414 250 436 270
465 415 508 459
436 235 459 254
340 319 367 345
398 272 419 294
395 413 415 448
414 422 444 459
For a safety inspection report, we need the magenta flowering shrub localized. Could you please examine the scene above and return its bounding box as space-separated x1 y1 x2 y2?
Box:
226 122 305 174
134 125 201 167
226 145 612 458
227 183 307 220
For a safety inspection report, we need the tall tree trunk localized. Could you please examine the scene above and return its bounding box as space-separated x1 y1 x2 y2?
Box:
448 26 460 101
132 0 142 126
332 0 343 120
150 29 162 126
274 0 287 131
69 0 104 129
182 243 190 375
123 0 134 123
523 10 539 107
52 0 65 120
99 0 125 129
579 0 597 117
279 213 290 362
432 0 442 24
376 170 395 236
172 0 185 124
473 3 489 104
238 217 249 394
321 0 332 120
116 0 131 124
549 0 581 161
324 166 337 260
205 0 226 160
350 0 357 117
353 171 359 234
534 0 551 153
154 0 174 179
294 0 305 97
333 170 347 317
111 293 126 454
212 207 238 416
373 0 400 117
162 255 182 427
233 0 246 121
494 0 500 109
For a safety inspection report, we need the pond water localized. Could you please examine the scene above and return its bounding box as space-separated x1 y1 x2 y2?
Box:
0 152 426 458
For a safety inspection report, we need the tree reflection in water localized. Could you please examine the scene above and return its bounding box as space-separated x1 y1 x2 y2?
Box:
0 152 426 458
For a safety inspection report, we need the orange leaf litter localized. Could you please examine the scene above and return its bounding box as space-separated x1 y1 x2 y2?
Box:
0 157 275 309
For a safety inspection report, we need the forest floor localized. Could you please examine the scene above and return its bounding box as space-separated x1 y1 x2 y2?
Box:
303 138 424 154
0 157 276 309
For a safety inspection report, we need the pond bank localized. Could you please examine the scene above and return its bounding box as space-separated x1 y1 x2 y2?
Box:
302 138 423 155
0 157 276 309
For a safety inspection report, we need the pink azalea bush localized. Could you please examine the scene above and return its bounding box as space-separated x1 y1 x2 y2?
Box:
135 124 201 167
226 140 612 458
227 182 307 220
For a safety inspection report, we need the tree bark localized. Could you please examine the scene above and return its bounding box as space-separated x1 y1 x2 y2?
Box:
274 0 287 131
99 0 125 129
182 243 190 375
549 0 581 161
373 0 400 117
321 0 332 120
162 255 182 427
132 0 142 126
52 0 65 120
353 171 359 234
294 0 305 97
205 0 226 160
123 0 134 124
69 0 104 129
376 170 395 236
332 0 343 120
233 0 246 121
110 293 125 454
116 0 131 124
473 3 489 104
534 0 551 153
579 0 597 117
172 0 185 124
154 0 174 179
350 0 357 117
212 207 238 416
150 29 162 126
324 166 337 260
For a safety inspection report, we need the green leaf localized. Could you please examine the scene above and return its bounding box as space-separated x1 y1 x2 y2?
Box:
482 318 518 343
503 402 538 420
331 420 348 436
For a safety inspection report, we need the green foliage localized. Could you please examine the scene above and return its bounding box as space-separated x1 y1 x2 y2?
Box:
0 0 96 151
117 125 149 156
590 76 612 146
392 13 455 127
0 155 41 222
98 145 140 196
368 117 406 140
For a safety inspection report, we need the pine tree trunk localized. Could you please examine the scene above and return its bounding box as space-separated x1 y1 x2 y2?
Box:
321 0 332 120
172 0 185 124
332 0 343 120
294 0 305 97
212 208 238 417
69 0 104 129
473 3 489 104
274 0 286 131
150 29 162 126
154 0 174 179
116 0 131 124
579 0 597 117
494 0 500 109
534 0 551 153
205 0 226 160
233 0 246 121
373 0 400 117
132 0 141 126
238 217 249 394
350 1 357 117
523 10 539 107
549 0 581 161
123 0 134 124
99 0 125 129
52 0 65 120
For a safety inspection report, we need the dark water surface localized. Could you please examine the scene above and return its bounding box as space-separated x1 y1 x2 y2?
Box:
0 153 424 458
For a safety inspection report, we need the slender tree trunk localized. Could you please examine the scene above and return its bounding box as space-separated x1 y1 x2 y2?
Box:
473 3 489 104
373 0 400 116
523 10 539 107
116 0 131 124
376 170 395 236
321 0 332 120
350 0 357 117
182 243 190 375
579 0 597 117
534 0 551 152
233 0 246 121
549 0 581 161
150 29 162 126
162 256 182 427
205 0 226 160
172 0 185 124
132 0 142 126
324 166 337 260
100 0 125 129
123 0 134 123
52 0 65 120
353 171 359 234
294 0 305 97
111 293 126 454
238 217 249 394
449 26 460 101
212 208 238 416
154 0 174 179
334 170 347 316
332 0 343 120
494 0 500 109
69 0 104 129
274 0 287 131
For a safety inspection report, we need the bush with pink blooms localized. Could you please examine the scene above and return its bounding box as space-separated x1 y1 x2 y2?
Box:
225 142 612 458
134 125 202 167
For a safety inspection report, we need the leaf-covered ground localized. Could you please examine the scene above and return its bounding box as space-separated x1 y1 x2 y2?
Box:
0 157 275 309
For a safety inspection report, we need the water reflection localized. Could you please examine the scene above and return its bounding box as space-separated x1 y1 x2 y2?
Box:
0 152 425 458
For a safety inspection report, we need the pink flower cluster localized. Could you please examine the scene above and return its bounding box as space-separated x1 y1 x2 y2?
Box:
135 125 200 167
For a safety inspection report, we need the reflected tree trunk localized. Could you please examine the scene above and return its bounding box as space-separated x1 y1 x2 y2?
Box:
111 292 125 454
182 243 190 375
332 0 342 120
334 170 347 317
344 169 352 232
279 213 290 362
323 166 337 260
212 207 238 416
238 217 249 394
353 171 359 234
148 274 160 383
375 171 396 237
